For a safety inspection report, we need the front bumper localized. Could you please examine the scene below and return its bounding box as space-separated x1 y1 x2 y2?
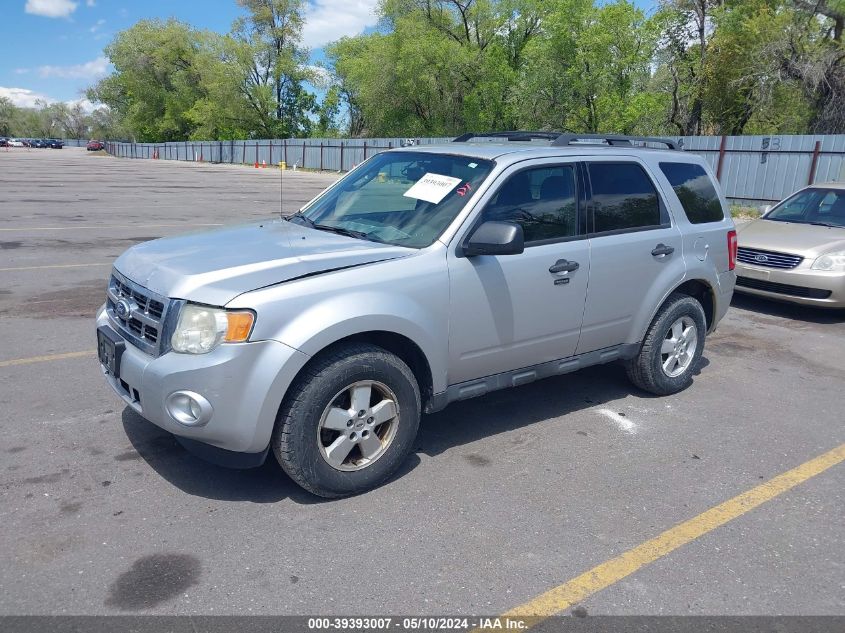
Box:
734 262 845 308
97 306 310 455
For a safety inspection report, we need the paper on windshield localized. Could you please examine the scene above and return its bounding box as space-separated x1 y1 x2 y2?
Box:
403 173 463 204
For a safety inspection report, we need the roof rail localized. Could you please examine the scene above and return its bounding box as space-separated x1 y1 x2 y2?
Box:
453 131 565 143
551 134 679 150
453 131 680 151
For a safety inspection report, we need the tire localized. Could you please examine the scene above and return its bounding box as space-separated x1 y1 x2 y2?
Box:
272 343 421 498
625 292 707 396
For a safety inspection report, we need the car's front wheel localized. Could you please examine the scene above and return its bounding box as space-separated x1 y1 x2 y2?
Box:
625 293 707 396
272 343 421 498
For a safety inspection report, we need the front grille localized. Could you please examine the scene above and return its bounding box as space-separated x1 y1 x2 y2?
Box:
737 246 803 269
106 270 174 355
736 276 832 299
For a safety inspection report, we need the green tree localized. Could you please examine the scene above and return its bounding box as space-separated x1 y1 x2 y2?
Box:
87 19 212 141
518 0 662 133
228 0 317 137
0 97 17 136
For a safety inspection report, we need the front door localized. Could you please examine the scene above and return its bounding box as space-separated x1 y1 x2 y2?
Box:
447 161 590 384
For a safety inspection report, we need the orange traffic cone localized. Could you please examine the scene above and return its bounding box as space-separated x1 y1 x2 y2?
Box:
254 161 259 168
261 160 266 168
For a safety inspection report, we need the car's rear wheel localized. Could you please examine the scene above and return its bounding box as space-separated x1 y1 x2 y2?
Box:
625 293 706 396
272 343 421 498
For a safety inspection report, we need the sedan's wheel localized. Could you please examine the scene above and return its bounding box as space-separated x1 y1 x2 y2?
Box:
273 343 420 498
625 292 706 396
317 380 400 471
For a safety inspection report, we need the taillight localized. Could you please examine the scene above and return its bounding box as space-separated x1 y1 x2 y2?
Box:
727 230 737 271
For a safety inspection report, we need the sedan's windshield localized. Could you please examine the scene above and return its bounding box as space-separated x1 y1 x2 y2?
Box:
766 188 845 228
290 151 495 248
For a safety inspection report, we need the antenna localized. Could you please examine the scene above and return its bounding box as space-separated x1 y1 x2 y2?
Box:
280 159 284 218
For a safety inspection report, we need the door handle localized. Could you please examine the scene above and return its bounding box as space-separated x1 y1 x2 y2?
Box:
549 259 580 274
651 244 675 257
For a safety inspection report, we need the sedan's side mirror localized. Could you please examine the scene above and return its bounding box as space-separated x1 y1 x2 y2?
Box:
759 205 772 215
463 221 524 257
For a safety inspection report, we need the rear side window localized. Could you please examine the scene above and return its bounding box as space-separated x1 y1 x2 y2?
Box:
659 162 724 224
588 163 662 233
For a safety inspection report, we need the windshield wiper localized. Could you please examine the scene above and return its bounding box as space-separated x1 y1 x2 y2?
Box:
287 212 378 241
808 221 841 228
286 210 313 226
313 224 371 240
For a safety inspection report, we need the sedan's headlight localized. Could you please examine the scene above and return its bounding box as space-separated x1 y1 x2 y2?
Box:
811 250 845 272
171 304 255 354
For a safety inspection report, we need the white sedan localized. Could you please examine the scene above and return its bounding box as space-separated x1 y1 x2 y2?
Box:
7 139 25 147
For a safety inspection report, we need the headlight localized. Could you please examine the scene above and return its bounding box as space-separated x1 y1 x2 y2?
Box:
811 250 845 272
171 304 255 354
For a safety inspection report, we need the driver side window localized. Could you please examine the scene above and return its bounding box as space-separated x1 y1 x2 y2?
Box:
482 165 578 244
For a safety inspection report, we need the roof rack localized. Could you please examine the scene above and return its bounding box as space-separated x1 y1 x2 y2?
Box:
453 131 680 151
453 131 564 143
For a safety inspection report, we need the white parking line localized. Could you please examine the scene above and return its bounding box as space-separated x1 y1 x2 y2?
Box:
0 263 111 272
0 223 222 232
596 408 638 434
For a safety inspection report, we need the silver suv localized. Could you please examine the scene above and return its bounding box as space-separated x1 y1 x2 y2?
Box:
96 132 737 497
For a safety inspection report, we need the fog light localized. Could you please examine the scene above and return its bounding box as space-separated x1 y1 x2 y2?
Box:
165 391 213 427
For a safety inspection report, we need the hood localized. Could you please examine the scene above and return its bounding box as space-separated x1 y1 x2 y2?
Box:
737 218 845 258
114 219 415 305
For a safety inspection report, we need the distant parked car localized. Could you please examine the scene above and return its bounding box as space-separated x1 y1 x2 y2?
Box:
0 138 8 147
32 139 48 148
47 139 64 149
8 138 24 147
87 140 105 151
735 182 845 308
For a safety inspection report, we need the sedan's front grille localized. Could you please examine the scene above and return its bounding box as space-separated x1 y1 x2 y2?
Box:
737 247 803 269
106 271 174 355
736 276 832 299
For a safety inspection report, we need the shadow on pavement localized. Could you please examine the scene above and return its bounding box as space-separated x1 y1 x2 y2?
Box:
417 361 679 457
121 357 711 500
121 408 320 504
731 293 845 324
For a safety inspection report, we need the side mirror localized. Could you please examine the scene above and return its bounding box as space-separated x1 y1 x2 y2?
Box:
463 221 524 257
759 205 772 215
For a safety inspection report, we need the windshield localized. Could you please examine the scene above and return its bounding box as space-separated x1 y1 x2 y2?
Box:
766 188 845 228
291 151 495 248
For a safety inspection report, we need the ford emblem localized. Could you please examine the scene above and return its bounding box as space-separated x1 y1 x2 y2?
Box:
115 298 131 318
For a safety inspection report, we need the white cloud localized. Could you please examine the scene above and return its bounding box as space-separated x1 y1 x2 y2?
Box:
24 0 78 18
37 56 109 80
86 0 96 6
0 87 97 111
301 0 378 48
0 86 56 108
14 68 30 75
68 96 96 113
89 17 105 33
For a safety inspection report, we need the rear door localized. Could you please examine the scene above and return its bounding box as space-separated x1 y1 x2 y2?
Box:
577 158 685 354
447 159 590 384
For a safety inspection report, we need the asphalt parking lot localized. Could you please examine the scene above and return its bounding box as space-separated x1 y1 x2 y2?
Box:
0 147 843 617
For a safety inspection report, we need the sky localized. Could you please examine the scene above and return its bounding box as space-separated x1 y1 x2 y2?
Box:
0 0 382 109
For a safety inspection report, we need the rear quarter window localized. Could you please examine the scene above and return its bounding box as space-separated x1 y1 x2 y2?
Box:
659 162 724 224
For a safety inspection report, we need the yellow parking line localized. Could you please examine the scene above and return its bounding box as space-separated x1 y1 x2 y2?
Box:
0 223 222 232
494 443 845 626
0 263 111 272
0 350 96 368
